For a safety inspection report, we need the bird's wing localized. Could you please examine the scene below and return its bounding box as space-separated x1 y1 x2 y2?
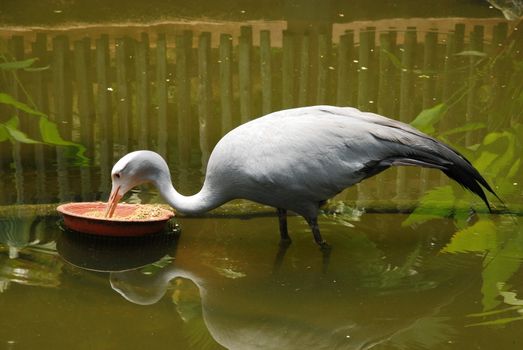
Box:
309 106 499 208
209 107 399 202
207 106 498 213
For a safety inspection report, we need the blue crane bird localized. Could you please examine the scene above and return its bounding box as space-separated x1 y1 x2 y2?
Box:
105 106 499 247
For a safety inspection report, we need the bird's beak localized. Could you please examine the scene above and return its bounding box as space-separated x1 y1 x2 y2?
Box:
105 185 123 218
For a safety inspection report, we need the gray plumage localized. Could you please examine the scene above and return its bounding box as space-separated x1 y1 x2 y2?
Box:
106 106 498 247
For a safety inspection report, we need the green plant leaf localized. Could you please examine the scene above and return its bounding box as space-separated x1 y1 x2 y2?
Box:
0 57 38 70
440 122 486 137
0 92 47 117
2 116 40 144
0 123 9 142
455 50 487 57
468 305 521 318
39 117 88 161
507 158 521 179
474 150 499 173
402 185 455 227
410 103 448 135
23 65 50 72
442 220 497 254
467 315 523 327
380 49 403 70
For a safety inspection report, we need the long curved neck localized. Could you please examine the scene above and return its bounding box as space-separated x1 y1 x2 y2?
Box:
155 176 225 215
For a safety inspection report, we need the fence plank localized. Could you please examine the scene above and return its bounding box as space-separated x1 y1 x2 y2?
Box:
220 33 234 133
7 36 26 203
316 33 330 105
95 34 113 194
198 32 214 167
31 33 50 203
399 27 417 122
96 35 113 146
336 31 354 106
260 30 272 115
396 27 417 199
298 34 310 106
51 35 73 202
489 23 510 126
115 38 131 154
175 32 192 166
377 30 397 117
155 33 168 157
52 35 73 138
420 29 439 193
135 34 150 149
357 27 375 112
73 38 95 201
465 25 484 146
239 26 253 123
376 29 398 198
282 30 295 109
74 38 95 149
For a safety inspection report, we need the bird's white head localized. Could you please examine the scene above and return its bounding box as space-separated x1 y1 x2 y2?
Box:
105 150 171 217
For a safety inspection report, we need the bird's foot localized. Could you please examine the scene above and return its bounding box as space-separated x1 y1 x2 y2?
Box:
280 237 292 246
318 240 331 251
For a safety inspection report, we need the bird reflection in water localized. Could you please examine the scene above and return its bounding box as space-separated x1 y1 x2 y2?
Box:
56 222 470 350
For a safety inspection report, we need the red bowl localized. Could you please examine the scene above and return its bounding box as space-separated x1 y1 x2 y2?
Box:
57 202 175 237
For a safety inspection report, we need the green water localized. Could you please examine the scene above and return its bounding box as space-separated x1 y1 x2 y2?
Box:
1 213 522 349
1 0 523 349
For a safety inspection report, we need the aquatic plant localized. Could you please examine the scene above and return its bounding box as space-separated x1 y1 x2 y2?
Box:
0 55 86 162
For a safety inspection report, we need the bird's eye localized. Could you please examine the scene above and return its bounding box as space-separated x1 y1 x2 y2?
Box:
114 173 121 179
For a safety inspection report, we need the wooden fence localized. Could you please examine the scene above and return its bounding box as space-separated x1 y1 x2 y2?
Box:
0 21 515 205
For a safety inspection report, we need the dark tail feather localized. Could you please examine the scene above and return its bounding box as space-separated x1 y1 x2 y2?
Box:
442 167 492 212
441 159 504 213
364 153 501 212
365 127 501 212
394 152 501 212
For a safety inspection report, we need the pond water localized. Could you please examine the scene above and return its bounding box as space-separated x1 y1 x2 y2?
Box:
1 0 523 349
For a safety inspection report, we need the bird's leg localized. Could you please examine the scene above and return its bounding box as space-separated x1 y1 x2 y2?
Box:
305 216 331 271
306 216 329 249
277 208 291 242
